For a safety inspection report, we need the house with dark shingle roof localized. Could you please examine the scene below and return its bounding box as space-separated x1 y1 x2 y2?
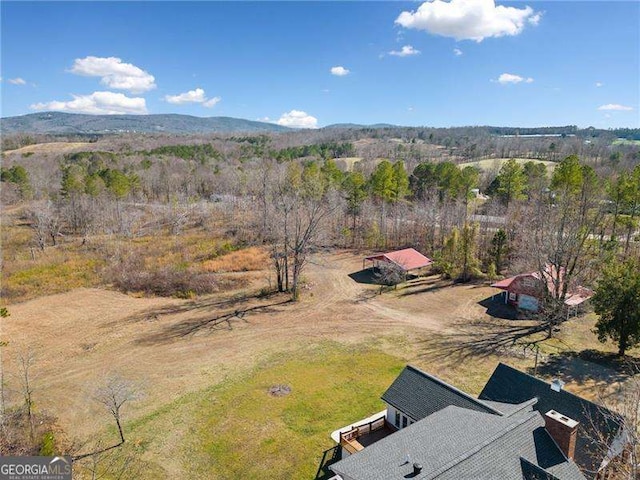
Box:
327 364 624 480
479 363 624 478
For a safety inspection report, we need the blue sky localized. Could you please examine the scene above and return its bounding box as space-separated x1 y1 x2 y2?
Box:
1 1 638 128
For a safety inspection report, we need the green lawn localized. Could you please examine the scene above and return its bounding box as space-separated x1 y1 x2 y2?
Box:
110 342 405 479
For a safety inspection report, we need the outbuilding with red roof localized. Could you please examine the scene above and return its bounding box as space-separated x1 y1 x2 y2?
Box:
363 248 433 273
491 265 593 312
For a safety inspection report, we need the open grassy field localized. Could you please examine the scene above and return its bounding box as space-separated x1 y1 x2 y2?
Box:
459 157 557 172
108 342 405 479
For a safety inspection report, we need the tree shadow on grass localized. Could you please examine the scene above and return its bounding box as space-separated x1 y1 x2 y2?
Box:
397 276 453 297
135 299 292 346
416 317 549 364
112 290 285 327
534 350 639 386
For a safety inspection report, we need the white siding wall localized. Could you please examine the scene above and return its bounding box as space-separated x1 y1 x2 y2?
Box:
385 403 399 427
385 402 415 429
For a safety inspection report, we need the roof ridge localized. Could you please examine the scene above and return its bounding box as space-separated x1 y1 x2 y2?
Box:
424 410 541 480
508 397 539 416
406 365 504 416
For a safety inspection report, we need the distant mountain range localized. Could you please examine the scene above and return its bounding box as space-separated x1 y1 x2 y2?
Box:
323 123 398 130
0 112 293 135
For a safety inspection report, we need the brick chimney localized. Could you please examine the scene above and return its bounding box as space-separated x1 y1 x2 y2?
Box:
545 410 579 460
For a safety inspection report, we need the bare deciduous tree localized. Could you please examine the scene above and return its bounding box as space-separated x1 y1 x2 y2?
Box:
587 374 640 480
28 200 61 251
0 308 9 433
17 348 36 443
73 374 140 461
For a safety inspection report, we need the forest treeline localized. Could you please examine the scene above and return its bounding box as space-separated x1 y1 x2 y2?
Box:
1 129 639 303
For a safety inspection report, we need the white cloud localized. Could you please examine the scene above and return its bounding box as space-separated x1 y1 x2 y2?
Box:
528 12 543 26
70 56 156 93
453 48 463 56
164 88 206 104
396 0 541 42
8 77 26 85
30 91 147 115
203 97 221 108
389 45 421 57
496 73 534 84
330 66 350 76
164 88 221 108
598 104 633 111
274 110 318 129
595 82 603 87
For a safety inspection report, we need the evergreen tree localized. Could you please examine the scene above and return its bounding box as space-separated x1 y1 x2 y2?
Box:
390 160 410 203
496 159 526 206
342 172 367 234
369 160 395 203
593 258 640 356
410 162 437 199
489 229 509 274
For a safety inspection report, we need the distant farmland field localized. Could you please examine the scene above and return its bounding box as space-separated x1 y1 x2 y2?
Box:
459 158 557 172
612 138 640 146
2 142 93 156
333 157 385 172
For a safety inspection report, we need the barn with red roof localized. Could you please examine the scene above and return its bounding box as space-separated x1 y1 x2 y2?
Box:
491 265 593 312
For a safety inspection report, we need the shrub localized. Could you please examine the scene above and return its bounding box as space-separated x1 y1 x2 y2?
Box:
39 432 56 456
106 255 242 297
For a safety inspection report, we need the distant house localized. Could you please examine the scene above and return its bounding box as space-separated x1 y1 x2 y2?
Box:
491 265 593 313
327 364 624 480
363 248 433 273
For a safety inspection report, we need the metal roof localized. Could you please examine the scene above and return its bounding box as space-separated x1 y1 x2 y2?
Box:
364 248 433 271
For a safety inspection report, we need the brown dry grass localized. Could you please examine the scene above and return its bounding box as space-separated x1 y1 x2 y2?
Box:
2 142 92 156
0 209 263 302
201 246 268 272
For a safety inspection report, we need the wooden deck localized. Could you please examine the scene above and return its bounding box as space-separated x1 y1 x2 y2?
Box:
339 415 396 453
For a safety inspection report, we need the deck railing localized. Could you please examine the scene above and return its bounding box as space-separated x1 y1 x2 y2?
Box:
339 415 388 454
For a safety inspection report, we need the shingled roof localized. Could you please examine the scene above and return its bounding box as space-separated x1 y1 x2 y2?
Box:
381 365 502 421
479 363 622 478
331 406 585 480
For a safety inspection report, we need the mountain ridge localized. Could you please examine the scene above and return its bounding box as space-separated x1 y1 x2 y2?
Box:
0 112 293 134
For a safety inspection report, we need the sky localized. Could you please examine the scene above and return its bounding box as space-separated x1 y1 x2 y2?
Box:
1 1 638 129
